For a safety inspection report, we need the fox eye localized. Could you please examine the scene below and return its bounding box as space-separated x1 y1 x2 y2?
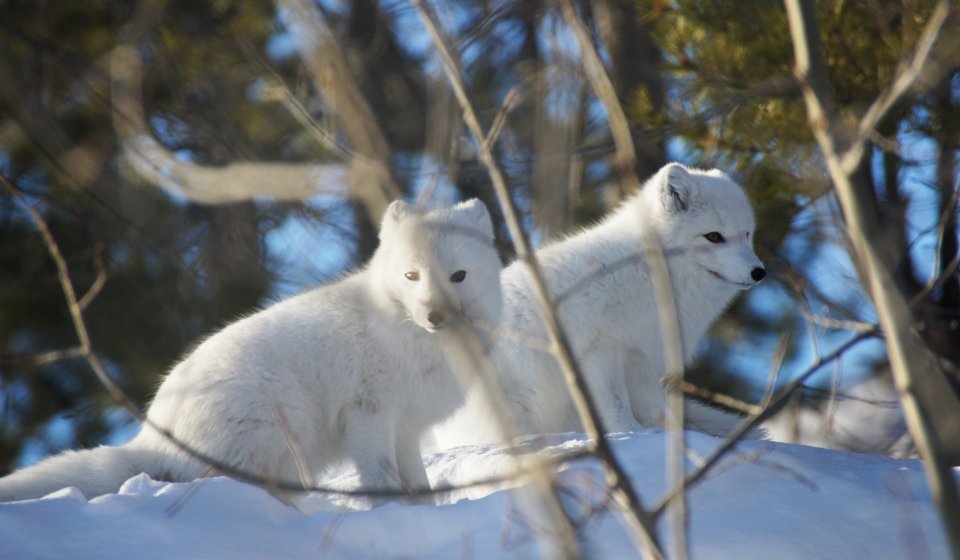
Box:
404 271 420 281
450 270 467 283
704 232 725 244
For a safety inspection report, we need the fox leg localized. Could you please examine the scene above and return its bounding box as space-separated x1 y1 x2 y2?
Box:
394 430 430 493
344 409 401 492
582 348 648 433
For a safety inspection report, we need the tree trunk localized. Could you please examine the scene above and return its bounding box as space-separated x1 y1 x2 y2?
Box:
592 0 666 196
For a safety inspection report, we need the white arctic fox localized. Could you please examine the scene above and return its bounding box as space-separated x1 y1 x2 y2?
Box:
0 199 502 502
432 163 765 448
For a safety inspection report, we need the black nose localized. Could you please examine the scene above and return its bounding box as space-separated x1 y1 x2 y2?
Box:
428 310 445 325
751 267 766 282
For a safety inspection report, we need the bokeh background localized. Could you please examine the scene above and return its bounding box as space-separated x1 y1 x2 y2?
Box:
1 0 958 471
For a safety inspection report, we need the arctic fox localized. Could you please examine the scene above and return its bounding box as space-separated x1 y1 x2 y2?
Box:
0 199 502 502
432 163 765 448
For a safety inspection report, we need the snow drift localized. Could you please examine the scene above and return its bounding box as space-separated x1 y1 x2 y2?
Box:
0 431 952 559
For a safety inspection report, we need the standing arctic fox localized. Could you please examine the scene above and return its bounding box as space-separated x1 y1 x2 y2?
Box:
433 163 765 448
0 199 502 502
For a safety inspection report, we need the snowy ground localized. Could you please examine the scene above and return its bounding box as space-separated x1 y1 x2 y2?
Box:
0 431 952 559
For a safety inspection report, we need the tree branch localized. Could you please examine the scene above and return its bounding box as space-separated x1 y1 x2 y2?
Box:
558 1 688 557
784 2 960 556
410 1 662 557
276 0 402 218
652 329 879 517
844 1 957 174
110 45 349 205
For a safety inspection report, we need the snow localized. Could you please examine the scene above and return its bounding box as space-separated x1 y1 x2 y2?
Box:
0 431 952 559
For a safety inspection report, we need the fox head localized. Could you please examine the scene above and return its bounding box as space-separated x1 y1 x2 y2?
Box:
372 199 502 334
639 163 765 290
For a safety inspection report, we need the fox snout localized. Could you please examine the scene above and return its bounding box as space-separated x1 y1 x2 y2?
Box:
751 267 766 282
416 300 463 331
427 309 445 326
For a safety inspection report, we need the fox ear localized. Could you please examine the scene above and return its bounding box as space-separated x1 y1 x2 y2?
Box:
454 198 495 239
660 163 691 214
380 199 410 238
704 168 729 179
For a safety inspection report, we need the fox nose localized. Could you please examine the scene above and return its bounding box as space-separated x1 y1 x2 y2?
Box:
751 267 766 282
427 310 445 326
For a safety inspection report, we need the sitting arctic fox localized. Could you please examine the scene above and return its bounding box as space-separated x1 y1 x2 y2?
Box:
432 163 766 448
0 199 502 502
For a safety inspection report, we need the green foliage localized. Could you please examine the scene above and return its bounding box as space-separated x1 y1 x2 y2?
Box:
0 1 290 470
634 0 959 401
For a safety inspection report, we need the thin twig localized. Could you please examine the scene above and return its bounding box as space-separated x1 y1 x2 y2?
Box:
110 46 349 205
652 328 878 517
1 174 142 419
911 184 960 307
77 243 107 311
274 405 316 489
275 0 401 218
410 2 665 558
484 86 522 152
557 1 688 556
681 383 763 416
2 347 86 367
843 1 952 174
784 2 960 556
762 332 792 408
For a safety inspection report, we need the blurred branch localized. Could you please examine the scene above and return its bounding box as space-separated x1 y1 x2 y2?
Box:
410 1 662 557
0 174 145 419
274 406 316 489
276 0 402 218
652 328 879 517
260 86 353 160
844 2 957 174
1 347 85 367
911 185 960 307
784 254 877 332
558 1 687 557
77 243 107 311
800 312 877 333
485 87 522 152
681 382 763 416
784 1 960 556
408 4 583 558
110 46 349 204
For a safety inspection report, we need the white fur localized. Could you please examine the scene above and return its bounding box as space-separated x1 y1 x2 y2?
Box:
433 163 765 448
0 199 502 502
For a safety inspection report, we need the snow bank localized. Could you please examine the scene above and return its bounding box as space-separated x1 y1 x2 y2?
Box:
0 431 951 559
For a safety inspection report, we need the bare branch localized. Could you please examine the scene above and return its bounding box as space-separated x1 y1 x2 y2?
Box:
844 1 955 173
681 383 763 416
109 46 350 205
1 174 142 418
784 1 960 555
911 185 960 307
276 0 402 218
484 86 522 152
274 406 316 490
1 347 86 367
653 328 879 517
77 243 107 312
260 85 353 160
558 1 687 556
410 1 662 557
